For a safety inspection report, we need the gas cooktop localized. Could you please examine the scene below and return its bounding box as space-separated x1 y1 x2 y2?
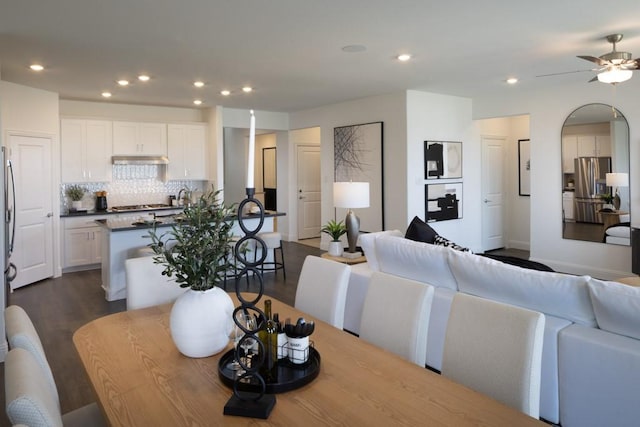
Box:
111 204 172 212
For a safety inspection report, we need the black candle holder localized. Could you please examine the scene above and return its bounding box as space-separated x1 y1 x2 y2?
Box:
223 187 276 419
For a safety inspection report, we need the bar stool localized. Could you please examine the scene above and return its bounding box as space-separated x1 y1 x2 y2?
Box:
223 236 250 290
256 231 286 278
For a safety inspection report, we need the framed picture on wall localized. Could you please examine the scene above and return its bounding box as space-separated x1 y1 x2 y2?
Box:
518 139 531 196
425 182 463 222
334 121 384 231
424 141 462 179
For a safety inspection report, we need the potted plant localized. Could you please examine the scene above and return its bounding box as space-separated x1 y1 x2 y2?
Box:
65 185 85 210
600 193 615 210
147 188 237 358
322 219 347 257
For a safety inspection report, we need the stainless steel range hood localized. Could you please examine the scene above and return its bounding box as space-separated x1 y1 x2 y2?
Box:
112 155 169 165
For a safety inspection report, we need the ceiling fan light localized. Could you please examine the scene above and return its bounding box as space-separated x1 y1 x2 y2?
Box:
597 68 633 84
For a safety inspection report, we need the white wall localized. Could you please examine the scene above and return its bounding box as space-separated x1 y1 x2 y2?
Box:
289 92 408 240
473 79 640 278
406 91 477 249
60 100 203 122
222 108 289 131
0 80 60 361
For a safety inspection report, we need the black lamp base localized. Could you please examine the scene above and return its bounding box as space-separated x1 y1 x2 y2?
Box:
224 394 276 419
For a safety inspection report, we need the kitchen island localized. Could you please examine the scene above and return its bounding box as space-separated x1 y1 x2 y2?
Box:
95 211 285 301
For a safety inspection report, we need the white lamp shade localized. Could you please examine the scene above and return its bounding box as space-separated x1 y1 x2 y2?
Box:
334 182 370 208
597 68 633 84
606 172 629 187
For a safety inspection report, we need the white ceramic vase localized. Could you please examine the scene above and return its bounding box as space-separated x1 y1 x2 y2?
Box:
71 200 82 210
170 287 234 358
328 241 343 257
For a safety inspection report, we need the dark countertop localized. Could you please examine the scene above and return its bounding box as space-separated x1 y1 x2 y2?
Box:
61 205 181 218
94 211 286 232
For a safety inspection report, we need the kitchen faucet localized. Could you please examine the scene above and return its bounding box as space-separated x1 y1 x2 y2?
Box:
177 188 191 207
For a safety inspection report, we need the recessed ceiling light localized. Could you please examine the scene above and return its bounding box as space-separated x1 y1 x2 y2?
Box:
397 54 412 62
30 64 44 71
506 77 518 84
193 99 203 105
220 90 231 96
102 92 112 98
194 81 205 88
117 80 129 86
138 75 150 82
342 45 367 53
242 86 253 93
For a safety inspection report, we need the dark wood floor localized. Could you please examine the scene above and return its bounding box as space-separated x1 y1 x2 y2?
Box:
1 241 321 426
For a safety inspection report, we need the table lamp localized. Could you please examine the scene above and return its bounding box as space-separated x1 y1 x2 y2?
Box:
333 182 369 258
606 172 628 211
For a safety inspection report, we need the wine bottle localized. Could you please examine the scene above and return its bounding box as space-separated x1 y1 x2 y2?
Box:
260 299 278 381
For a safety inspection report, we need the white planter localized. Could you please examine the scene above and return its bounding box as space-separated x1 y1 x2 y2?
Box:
71 200 82 210
328 241 344 257
170 287 234 358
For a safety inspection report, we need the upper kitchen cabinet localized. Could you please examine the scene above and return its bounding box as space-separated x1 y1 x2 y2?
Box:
167 124 207 180
576 135 611 157
113 121 167 156
61 119 112 183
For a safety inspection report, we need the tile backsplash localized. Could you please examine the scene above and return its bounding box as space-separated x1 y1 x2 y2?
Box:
61 164 206 211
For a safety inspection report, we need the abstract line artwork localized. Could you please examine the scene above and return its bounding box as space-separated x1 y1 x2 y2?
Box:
334 122 384 231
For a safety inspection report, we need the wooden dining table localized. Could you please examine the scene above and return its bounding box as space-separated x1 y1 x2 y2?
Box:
73 292 545 426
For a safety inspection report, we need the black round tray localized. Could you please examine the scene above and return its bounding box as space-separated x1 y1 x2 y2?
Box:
218 347 321 394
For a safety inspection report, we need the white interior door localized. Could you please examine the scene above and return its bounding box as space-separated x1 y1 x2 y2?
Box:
9 134 54 289
481 136 506 251
297 145 321 239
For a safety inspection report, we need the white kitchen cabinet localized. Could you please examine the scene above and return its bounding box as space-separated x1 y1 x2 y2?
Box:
577 135 611 157
63 216 108 269
113 121 167 156
596 135 611 157
167 124 207 180
562 136 578 173
61 119 112 183
563 192 575 221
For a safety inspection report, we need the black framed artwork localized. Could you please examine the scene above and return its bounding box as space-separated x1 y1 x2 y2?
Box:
334 121 384 231
518 139 531 196
424 141 462 180
425 182 463 222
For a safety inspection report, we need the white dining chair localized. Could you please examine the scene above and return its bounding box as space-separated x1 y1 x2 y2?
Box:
359 272 434 366
5 305 59 405
294 255 351 329
5 347 106 427
125 256 187 310
442 293 545 418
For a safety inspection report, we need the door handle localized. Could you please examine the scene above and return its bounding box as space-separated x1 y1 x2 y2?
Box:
484 199 490 203
46 212 53 217
299 196 306 200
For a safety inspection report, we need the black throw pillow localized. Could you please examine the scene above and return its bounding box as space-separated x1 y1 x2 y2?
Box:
405 216 438 244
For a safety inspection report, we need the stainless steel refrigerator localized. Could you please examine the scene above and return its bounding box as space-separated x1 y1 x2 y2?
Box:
574 156 611 223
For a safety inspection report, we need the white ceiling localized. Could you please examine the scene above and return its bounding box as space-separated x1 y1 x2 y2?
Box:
1 0 640 112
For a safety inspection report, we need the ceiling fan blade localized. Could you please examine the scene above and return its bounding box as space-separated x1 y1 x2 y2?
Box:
535 69 592 78
577 55 609 66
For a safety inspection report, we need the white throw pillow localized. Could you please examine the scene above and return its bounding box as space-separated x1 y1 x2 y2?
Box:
588 278 640 340
376 235 458 290
605 226 630 238
358 230 403 272
448 249 596 326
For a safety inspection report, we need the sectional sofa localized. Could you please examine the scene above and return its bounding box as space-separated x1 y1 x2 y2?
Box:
343 230 640 426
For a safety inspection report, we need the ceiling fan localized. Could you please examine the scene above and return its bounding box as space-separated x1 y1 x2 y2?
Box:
577 34 638 83
536 34 638 84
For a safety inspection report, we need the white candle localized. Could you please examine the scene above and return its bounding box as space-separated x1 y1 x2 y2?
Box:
247 110 255 188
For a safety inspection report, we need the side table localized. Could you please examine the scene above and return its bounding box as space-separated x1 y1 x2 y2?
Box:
321 252 367 265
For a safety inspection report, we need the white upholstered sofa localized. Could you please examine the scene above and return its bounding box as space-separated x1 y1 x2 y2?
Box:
344 230 640 426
